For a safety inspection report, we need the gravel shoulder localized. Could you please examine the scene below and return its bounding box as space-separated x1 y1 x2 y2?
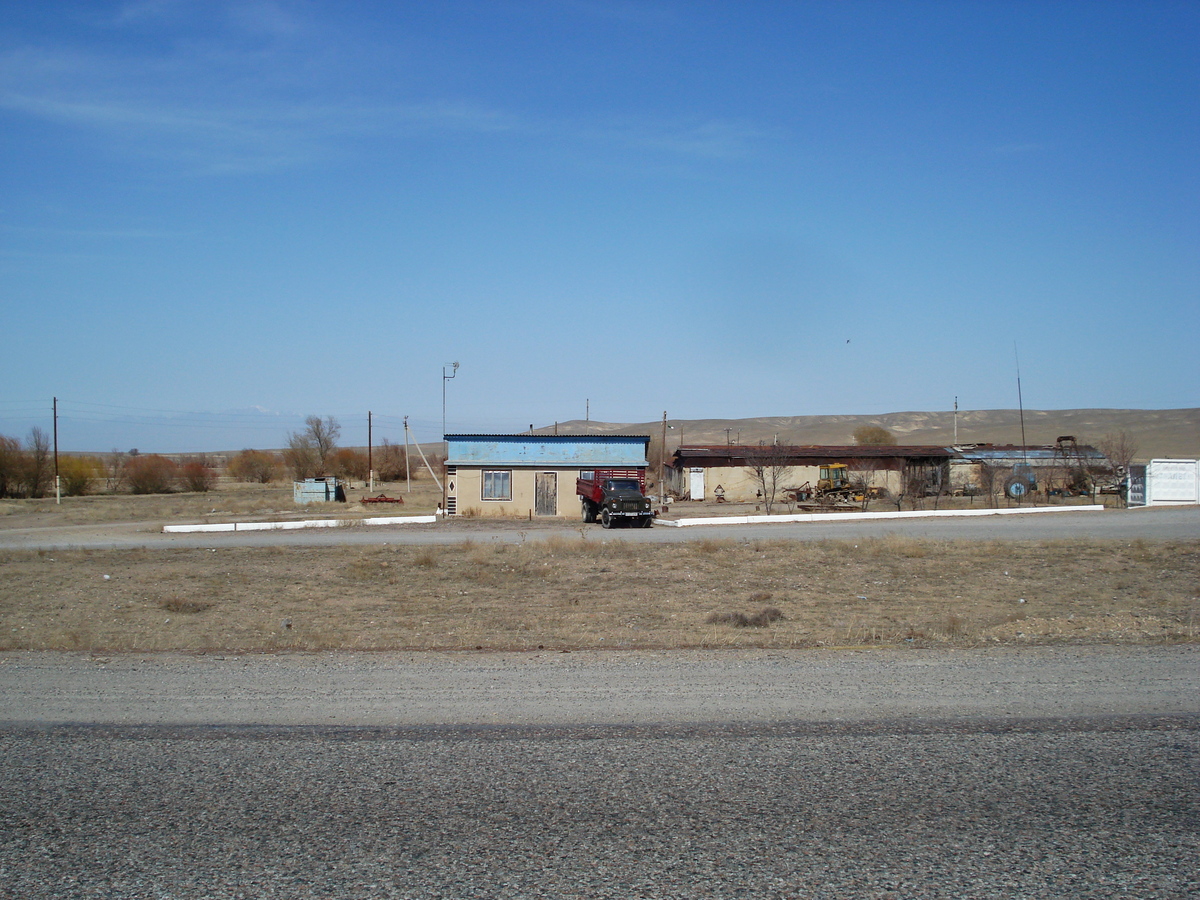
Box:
1 504 1198 549
3 644 1196 727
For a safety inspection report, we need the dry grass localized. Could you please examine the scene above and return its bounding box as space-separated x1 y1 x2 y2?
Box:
1 536 1196 653
0 479 444 528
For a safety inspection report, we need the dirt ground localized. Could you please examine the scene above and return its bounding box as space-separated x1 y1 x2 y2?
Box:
2 535 1196 652
0 480 445 529
1 484 1196 653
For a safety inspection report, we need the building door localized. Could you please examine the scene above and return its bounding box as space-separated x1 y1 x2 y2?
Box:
689 467 705 501
535 472 557 516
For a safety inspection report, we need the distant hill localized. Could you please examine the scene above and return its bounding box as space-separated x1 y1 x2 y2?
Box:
537 409 1200 462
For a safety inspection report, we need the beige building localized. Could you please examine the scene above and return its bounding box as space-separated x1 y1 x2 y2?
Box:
445 434 650 518
666 445 953 502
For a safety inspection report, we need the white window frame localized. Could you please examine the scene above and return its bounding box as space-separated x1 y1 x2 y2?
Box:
482 469 512 501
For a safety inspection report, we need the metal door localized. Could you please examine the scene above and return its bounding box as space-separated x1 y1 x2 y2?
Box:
535 472 557 516
689 467 705 501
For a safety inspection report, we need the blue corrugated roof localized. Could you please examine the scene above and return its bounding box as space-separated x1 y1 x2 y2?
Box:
445 434 650 467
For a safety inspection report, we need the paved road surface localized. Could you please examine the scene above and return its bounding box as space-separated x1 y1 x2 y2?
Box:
0 504 1197 550
2 647 1197 898
2 646 1196 727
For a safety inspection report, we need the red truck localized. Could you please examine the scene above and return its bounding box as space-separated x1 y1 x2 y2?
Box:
576 468 654 528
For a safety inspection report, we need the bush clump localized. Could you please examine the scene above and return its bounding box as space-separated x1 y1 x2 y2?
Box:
706 606 785 628
227 449 280 483
180 459 218 492
125 455 179 494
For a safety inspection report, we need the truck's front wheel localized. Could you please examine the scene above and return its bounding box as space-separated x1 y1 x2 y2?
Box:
600 509 613 528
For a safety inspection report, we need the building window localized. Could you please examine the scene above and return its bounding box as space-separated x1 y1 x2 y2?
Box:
482 469 512 501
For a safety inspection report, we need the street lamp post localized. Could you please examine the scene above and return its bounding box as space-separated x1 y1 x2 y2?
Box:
442 361 459 449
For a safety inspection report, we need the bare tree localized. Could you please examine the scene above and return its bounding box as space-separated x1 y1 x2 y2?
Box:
901 465 931 511
977 462 1001 507
105 451 129 493
846 460 880 511
1097 431 1139 507
306 415 340 467
375 439 408 482
284 415 341 479
743 441 793 514
22 427 52 498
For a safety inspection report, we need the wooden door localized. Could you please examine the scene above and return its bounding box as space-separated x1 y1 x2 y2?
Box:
535 472 557 516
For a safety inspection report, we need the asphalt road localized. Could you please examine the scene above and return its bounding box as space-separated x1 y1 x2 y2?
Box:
0 503 1197 550
2 648 1197 898
2 507 1196 897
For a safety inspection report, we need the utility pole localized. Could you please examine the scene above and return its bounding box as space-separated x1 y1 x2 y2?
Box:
660 411 667 506
367 410 374 492
403 415 411 493
53 397 60 505
953 397 958 446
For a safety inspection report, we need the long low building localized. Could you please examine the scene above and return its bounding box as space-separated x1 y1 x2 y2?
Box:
666 445 953 502
667 440 1114 502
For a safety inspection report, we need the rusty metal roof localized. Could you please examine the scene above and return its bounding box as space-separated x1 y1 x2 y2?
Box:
671 445 953 466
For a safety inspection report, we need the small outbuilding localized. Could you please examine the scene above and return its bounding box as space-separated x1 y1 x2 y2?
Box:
444 434 650 518
293 476 346 504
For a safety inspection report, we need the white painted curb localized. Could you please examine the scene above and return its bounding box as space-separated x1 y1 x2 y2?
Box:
163 515 437 534
656 505 1105 527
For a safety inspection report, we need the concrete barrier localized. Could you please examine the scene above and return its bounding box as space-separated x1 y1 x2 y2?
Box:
163 515 437 534
656 505 1105 527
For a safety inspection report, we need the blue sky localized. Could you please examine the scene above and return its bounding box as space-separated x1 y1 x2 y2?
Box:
2 0 1197 452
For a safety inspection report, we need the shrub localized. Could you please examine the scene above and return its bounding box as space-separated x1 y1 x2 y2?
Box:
329 448 369 481
125 454 179 494
228 449 280 483
376 439 408 481
0 435 21 498
59 456 104 496
852 425 897 446
180 459 217 492
0 431 54 498
706 606 784 628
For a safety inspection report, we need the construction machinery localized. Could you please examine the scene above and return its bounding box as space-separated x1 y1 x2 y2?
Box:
786 464 878 505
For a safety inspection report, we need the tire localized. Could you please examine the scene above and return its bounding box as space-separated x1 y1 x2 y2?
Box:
639 516 653 528
600 509 612 528
582 500 594 523
1004 477 1028 500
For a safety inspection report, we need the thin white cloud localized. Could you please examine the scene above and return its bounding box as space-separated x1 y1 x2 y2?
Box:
0 10 775 175
111 0 304 38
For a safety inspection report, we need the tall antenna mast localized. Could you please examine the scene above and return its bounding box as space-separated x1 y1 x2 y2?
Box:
1015 344 1029 465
